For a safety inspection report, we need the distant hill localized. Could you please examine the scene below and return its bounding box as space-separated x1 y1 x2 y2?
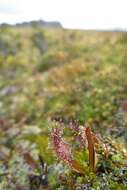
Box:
0 19 62 28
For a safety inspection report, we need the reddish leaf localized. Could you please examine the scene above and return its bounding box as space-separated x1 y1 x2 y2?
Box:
85 126 95 171
70 160 85 174
16 146 38 169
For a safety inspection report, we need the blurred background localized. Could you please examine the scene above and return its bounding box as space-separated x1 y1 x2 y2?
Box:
0 0 127 189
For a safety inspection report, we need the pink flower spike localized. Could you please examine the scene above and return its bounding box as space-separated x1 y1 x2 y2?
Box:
51 127 72 164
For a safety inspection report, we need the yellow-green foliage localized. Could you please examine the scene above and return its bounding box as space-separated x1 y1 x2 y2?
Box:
0 25 127 189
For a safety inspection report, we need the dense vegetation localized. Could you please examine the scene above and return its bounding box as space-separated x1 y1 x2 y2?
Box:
0 25 127 189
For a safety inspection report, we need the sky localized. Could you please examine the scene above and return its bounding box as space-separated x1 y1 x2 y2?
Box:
0 0 127 30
